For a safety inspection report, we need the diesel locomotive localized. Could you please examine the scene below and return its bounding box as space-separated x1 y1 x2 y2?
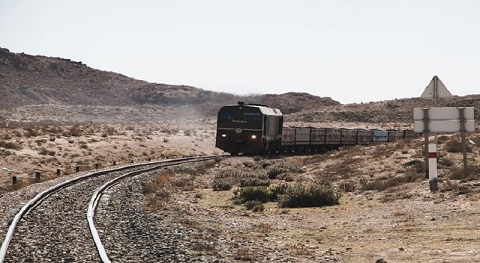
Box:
215 102 417 155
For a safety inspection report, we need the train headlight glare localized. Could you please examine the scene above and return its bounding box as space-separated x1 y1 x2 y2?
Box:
251 135 257 139
221 134 227 137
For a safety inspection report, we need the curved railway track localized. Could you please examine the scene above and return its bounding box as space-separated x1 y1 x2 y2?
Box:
0 156 217 263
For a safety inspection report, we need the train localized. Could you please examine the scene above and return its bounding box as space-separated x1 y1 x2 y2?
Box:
215 102 418 155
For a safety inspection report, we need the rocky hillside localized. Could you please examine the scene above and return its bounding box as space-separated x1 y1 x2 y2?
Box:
0 48 338 120
288 95 480 123
0 48 240 110
1 47 479 124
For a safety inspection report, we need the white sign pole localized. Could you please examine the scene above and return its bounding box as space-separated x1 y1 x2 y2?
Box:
428 144 438 192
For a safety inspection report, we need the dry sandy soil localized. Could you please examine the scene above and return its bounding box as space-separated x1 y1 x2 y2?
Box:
2 120 480 262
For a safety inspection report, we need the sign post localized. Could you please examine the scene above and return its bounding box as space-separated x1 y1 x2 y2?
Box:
420 76 453 178
428 144 438 192
414 107 475 191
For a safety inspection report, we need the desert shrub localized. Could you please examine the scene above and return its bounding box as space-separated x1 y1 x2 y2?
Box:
79 142 88 149
245 200 265 212
38 148 56 156
212 169 269 190
441 180 460 192
445 138 471 153
268 184 289 201
439 156 455 168
24 128 39 138
233 186 270 204
445 140 462 153
361 173 420 191
212 180 232 191
173 176 194 191
449 165 480 181
372 144 395 158
184 129 196 136
267 161 303 179
142 170 174 194
0 141 22 150
175 161 216 176
402 159 426 177
278 181 341 208
253 155 262 162
339 180 356 192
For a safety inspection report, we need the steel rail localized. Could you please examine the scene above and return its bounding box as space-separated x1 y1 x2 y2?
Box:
87 156 216 262
0 157 216 263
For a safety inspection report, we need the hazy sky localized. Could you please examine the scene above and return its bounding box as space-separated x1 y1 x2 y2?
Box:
1 0 479 104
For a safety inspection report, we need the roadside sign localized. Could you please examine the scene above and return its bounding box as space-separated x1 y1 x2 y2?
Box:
413 120 475 133
413 107 475 133
421 75 453 98
413 107 474 121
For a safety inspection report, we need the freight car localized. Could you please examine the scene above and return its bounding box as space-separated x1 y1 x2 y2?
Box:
215 102 417 155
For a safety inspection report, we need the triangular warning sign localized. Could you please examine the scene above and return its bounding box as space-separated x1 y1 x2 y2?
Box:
421 75 453 98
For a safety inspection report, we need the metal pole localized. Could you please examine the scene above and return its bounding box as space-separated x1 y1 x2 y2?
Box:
433 76 439 148
459 108 468 172
423 108 430 179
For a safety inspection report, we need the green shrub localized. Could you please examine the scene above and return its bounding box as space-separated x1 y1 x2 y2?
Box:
278 181 341 208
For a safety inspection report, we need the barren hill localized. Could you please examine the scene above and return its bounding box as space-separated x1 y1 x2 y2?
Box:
289 96 480 124
1 47 479 124
0 48 340 122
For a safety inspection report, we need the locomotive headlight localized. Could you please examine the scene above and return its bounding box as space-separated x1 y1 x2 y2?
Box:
251 135 257 139
221 134 227 138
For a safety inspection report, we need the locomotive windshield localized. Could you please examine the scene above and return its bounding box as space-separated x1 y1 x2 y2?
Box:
217 107 263 129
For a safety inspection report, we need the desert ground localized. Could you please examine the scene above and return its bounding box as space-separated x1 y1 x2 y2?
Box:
1 120 480 262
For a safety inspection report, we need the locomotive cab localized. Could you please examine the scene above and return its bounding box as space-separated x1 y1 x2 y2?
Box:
215 102 283 155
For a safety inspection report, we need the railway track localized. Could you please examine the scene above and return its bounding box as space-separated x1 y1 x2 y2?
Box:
0 156 217 263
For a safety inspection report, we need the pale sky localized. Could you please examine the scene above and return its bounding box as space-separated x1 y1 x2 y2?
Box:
1 0 479 104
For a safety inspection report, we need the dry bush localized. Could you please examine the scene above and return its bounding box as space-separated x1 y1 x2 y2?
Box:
143 170 176 210
372 144 396 158
300 154 331 166
266 161 303 179
361 173 420 191
338 180 356 192
233 186 270 204
212 166 270 191
142 170 174 194
449 165 480 181
0 141 22 150
278 180 341 208
444 136 472 153
244 200 265 212
38 148 56 156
